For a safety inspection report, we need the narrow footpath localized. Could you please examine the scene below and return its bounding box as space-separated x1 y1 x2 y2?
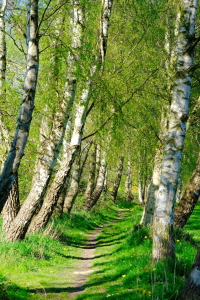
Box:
67 210 124 299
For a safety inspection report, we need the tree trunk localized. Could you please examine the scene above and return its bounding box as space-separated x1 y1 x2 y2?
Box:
5 2 83 241
54 118 73 215
138 173 144 206
152 0 198 261
26 79 91 234
111 156 124 202
174 151 200 228
63 142 91 213
125 158 134 202
84 142 97 199
178 248 200 300
140 107 169 225
84 154 107 210
0 0 6 95
2 173 20 232
0 0 39 212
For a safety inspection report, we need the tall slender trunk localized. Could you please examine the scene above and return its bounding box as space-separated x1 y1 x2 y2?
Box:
84 153 107 210
174 151 200 228
63 142 91 213
138 171 144 206
26 79 91 234
152 0 198 261
95 143 101 186
84 142 97 199
5 2 83 241
0 0 6 95
0 0 39 212
125 158 134 202
54 118 73 215
111 156 124 202
140 107 169 225
19 0 114 235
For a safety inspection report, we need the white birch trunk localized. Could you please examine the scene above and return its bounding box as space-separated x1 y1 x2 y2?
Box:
99 0 113 64
125 158 134 202
26 79 91 234
0 0 39 212
95 143 101 185
111 156 124 202
0 0 6 94
54 118 73 215
152 0 198 261
140 107 169 225
84 152 107 210
63 142 91 213
138 173 144 206
7 0 114 238
84 143 97 199
5 2 84 241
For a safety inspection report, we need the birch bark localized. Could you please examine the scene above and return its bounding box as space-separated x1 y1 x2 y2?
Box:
140 107 169 225
178 248 200 299
152 0 198 261
63 142 91 213
84 152 107 210
138 171 144 206
5 2 84 241
2 172 20 232
0 0 8 168
111 156 124 202
125 158 134 202
0 0 39 212
11 0 114 236
26 80 91 234
174 151 200 228
0 0 6 95
84 143 97 199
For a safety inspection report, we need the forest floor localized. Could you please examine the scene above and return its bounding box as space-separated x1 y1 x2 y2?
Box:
0 200 200 300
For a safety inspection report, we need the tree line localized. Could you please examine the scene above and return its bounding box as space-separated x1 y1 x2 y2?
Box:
0 0 200 298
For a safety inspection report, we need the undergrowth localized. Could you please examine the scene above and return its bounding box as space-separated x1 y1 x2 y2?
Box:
76 201 198 300
0 196 199 299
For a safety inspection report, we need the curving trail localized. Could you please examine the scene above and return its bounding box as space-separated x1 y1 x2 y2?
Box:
67 210 124 299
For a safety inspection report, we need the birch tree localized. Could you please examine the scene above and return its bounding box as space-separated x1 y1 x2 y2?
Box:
27 79 92 234
84 151 107 210
178 249 200 299
125 157 134 202
0 0 39 212
111 155 124 202
140 107 169 225
84 142 97 199
24 0 114 234
63 142 91 213
174 149 200 228
152 0 198 261
5 1 84 241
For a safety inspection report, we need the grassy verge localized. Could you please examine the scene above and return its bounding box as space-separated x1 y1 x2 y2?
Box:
0 196 199 299
76 201 198 300
0 197 118 299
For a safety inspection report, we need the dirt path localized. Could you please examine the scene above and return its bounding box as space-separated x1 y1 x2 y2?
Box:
67 210 124 299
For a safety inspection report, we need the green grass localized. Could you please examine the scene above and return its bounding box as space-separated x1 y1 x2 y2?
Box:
0 200 118 299
0 198 199 299
75 202 198 300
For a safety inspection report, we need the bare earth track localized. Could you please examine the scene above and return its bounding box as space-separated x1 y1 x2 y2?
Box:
67 210 124 299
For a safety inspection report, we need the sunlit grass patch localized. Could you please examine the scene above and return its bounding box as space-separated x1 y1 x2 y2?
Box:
78 204 197 300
